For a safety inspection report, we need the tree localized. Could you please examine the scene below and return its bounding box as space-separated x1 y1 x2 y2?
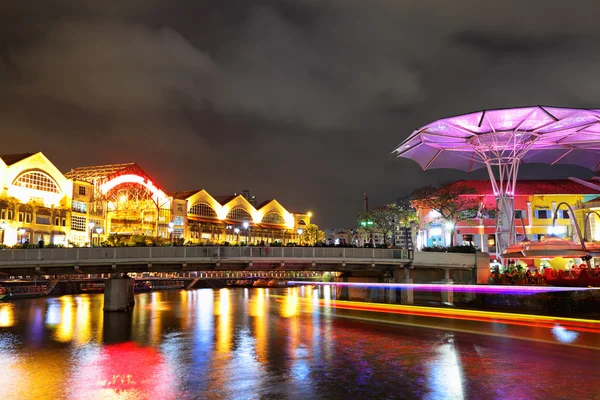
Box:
411 182 483 246
358 204 417 246
301 223 325 245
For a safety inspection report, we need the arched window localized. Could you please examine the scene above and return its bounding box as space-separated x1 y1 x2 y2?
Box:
13 171 60 193
298 219 307 226
189 203 217 218
226 208 252 221
262 212 286 225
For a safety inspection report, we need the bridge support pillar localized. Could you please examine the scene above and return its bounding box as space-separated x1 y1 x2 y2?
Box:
441 279 454 304
334 274 349 300
400 278 413 305
104 276 135 312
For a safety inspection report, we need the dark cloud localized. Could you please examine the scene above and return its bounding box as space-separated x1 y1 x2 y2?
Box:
452 30 567 56
2 0 600 227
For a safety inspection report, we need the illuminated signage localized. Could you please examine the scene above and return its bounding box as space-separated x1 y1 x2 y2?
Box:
100 174 167 199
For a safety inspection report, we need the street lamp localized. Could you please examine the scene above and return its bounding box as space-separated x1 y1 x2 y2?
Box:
297 228 303 245
95 227 103 246
242 221 249 244
168 221 174 246
307 212 312 218
234 227 240 244
88 222 95 247
18 228 26 245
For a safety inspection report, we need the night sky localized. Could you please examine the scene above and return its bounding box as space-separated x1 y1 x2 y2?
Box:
1 0 600 227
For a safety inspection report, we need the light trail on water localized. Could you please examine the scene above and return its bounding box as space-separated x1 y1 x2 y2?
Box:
288 281 600 295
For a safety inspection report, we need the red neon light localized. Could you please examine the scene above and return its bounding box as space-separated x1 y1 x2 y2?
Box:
100 174 166 198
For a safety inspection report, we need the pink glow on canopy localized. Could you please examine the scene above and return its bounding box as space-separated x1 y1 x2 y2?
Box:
393 106 600 172
100 174 167 198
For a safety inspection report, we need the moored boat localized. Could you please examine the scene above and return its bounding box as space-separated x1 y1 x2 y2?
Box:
0 283 48 300
253 279 269 287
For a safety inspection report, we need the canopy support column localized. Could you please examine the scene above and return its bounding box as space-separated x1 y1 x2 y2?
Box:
485 158 519 258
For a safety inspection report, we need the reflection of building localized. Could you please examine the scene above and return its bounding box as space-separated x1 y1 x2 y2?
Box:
173 190 310 244
0 152 311 246
415 180 600 253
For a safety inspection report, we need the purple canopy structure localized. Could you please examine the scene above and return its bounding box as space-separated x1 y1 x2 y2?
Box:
393 106 600 257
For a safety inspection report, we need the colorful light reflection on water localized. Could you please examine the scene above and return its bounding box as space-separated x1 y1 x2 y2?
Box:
1 288 600 399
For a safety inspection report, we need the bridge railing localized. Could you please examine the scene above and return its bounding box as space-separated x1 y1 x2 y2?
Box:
0 246 412 262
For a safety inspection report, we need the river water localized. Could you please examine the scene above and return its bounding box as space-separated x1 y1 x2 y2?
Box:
1 286 600 400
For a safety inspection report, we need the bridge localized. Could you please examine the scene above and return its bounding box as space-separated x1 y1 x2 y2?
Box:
0 246 413 276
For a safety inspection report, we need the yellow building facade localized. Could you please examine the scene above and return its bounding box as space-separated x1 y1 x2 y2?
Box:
416 180 600 253
177 190 310 244
0 152 311 246
0 153 73 246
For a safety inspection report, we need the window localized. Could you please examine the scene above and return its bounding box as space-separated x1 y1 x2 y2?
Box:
262 212 286 225
19 212 24 222
8 210 13 220
462 234 474 245
71 215 87 232
36 215 50 225
177 204 183 212
226 208 251 221
62 218 66 227
174 216 184 226
25 213 32 223
78 186 87 196
72 201 88 213
0 210 4 220
514 210 526 219
558 210 570 219
13 171 60 193
55 217 60 226
535 209 550 219
189 203 217 218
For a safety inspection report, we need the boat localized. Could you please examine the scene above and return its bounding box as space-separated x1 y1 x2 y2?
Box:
253 279 269 287
267 279 288 288
0 283 48 300
80 282 105 293
544 268 600 287
134 281 152 293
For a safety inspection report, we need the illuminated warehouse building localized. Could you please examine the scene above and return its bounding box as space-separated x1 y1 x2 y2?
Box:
0 153 72 245
0 152 310 246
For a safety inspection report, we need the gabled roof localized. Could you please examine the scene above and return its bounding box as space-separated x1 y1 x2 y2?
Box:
213 195 238 205
169 190 201 200
444 180 600 195
64 163 139 183
0 153 36 166
255 199 274 210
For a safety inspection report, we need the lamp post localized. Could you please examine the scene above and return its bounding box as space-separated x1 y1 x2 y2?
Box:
19 228 26 245
226 225 232 242
234 227 240 244
88 222 95 247
297 228 303 245
0 221 7 245
243 221 249 245
168 221 174 246
95 227 103 247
